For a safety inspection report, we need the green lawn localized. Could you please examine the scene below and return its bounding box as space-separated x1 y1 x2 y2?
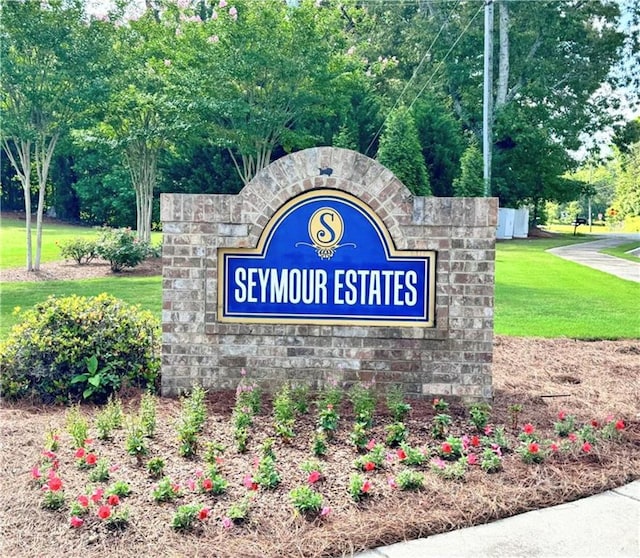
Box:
495 238 639 339
600 242 640 263
1 219 638 340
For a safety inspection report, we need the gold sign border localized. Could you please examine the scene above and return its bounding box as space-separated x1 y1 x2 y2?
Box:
217 189 436 327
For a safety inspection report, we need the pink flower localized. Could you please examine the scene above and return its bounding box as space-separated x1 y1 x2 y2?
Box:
207 35 219 44
467 453 478 465
387 476 397 489
202 478 213 491
48 476 63 491
568 433 577 442
558 410 566 420
97 505 111 520
243 474 257 491
70 516 84 528
396 449 407 460
84 439 93 446
194 469 203 478
77 495 89 508
171 483 181 493
484 424 494 435
363 461 375 472
91 488 104 503
31 466 41 480
109 464 120 473
365 438 376 451
212 9 218 20
164 59 171 67
441 442 452 455
198 507 210 520
107 494 120 506
85 453 97 466
550 442 560 453
186 479 196 491
361 480 372 493
219 0 227 7
75 448 86 459
240 368 246 376
615 420 625 431
42 450 56 460
229 6 237 19
582 441 592 453
320 506 332 517
221 516 233 529
308 471 322 484
431 457 446 470
523 423 535 435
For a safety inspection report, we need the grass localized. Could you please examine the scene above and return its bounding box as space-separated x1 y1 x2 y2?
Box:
0 219 638 340
495 238 639 339
599 241 640 263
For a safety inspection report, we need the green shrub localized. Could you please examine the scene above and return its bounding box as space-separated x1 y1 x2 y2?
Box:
0 293 160 403
58 237 98 265
96 227 152 272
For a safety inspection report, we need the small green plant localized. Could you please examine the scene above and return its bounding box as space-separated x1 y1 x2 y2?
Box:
431 456 468 480
317 380 343 409
88 458 111 482
235 372 261 414
312 430 328 457
227 495 252 523
41 476 65 510
395 469 425 491
385 421 408 447
299 459 324 475
255 439 281 489
70 354 121 402
139 391 157 437
289 485 324 516
349 382 377 429
386 386 411 422
516 440 545 464
94 396 124 440
203 441 225 465
291 385 310 414
58 237 98 265
468 402 492 431
199 466 228 495
439 436 464 460
480 447 503 473
317 404 340 436
273 384 296 442
482 425 510 451
177 419 199 458
397 442 428 466
349 422 369 452
43 428 60 452
153 477 181 503
431 413 452 439
66 405 89 448
125 419 148 466
106 480 131 498
234 426 249 453
349 473 372 501
508 404 523 430
354 443 386 471
146 457 166 479
432 398 449 412
171 504 207 531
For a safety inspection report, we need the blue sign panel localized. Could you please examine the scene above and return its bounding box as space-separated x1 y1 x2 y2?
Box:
218 189 436 326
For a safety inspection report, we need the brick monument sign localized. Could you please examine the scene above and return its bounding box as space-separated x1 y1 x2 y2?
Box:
160 147 498 400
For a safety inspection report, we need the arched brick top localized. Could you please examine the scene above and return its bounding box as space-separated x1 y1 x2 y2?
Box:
239 147 412 248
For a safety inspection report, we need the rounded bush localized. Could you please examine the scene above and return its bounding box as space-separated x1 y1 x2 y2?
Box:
0 293 160 403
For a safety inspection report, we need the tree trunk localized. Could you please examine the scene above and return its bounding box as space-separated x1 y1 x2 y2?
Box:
33 133 59 271
2 138 33 270
126 140 157 243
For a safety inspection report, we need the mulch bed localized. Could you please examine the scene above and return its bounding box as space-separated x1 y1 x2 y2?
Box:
1 336 639 558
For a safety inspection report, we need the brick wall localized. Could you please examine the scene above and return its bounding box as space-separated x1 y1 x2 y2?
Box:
160 147 498 400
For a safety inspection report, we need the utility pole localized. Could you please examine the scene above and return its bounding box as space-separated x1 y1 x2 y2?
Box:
483 0 494 197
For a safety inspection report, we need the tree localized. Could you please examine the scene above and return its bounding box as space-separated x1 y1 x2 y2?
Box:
169 0 350 185
377 106 431 196
453 141 484 197
0 0 107 270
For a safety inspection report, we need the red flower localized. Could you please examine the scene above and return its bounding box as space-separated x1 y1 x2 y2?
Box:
470 435 480 447
31 466 41 480
568 433 577 442
523 423 535 435
48 476 63 491
615 420 625 431
550 443 559 452
242 474 258 491
361 480 372 493
70 516 84 528
528 442 539 454
97 505 111 520
77 495 89 508
363 461 375 471
91 488 104 503
396 449 407 460
467 453 478 465
590 419 599 427
171 483 181 493
85 453 97 466
557 410 566 420
582 441 592 453
202 478 213 491
441 442 452 454
107 494 120 506
75 448 86 459
198 507 210 520
42 450 56 460
308 471 322 484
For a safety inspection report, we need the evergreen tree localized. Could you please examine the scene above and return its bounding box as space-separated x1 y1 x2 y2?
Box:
453 142 484 197
377 107 431 196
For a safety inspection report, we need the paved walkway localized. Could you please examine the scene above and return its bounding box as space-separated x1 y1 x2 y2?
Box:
355 481 640 558
547 234 640 283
